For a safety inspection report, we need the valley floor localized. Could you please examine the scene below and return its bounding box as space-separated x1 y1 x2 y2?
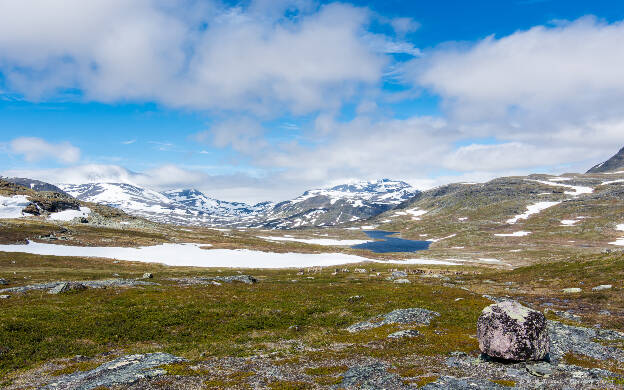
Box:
0 245 623 388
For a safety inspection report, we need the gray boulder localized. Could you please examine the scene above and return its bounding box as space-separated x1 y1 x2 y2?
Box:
477 301 549 361
0 278 8 285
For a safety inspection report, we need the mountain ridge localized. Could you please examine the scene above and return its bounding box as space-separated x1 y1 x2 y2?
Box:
56 179 418 228
587 146 624 173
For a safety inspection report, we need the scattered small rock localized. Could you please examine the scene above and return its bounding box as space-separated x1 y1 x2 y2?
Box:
526 362 553 377
387 329 420 339
391 271 407 278
393 278 411 284
592 284 612 291
477 301 549 361
0 278 8 285
141 273 153 279
0 294 9 299
348 295 363 303
354 268 367 273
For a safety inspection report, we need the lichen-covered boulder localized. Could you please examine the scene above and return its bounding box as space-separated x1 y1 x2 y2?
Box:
477 301 549 361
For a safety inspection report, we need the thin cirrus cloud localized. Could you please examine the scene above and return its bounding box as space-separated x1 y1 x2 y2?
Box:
9 137 81 164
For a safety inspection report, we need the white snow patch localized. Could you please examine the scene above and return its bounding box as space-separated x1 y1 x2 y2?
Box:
617 224 624 231
0 241 462 268
458 217 468 221
549 177 571 182
478 258 502 263
257 236 370 246
507 201 561 224
601 179 624 185
610 238 624 246
527 179 593 196
494 231 531 237
405 208 427 220
49 207 91 221
360 225 378 230
560 219 579 226
429 234 457 243
0 195 30 219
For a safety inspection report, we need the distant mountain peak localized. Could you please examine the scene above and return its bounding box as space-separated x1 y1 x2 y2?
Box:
587 146 624 173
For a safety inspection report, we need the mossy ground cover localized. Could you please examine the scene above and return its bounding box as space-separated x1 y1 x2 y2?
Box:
0 250 488 384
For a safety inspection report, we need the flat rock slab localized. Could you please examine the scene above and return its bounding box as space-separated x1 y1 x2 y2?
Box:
548 320 624 363
347 308 440 333
335 362 408 389
0 279 158 294
422 376 514 389
168 275 257 285
41 353 184 390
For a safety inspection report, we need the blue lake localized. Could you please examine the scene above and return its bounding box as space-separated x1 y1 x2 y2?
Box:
351 230 431 253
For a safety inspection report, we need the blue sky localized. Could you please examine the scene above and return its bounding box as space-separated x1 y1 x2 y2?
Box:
1 0 624 202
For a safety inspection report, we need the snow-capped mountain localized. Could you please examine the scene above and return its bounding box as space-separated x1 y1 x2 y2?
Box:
59 183 273 226
250 179 420 229
57 179 418 228
162 189 273 217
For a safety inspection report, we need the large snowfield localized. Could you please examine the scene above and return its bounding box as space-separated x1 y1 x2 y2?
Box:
0 241 461 268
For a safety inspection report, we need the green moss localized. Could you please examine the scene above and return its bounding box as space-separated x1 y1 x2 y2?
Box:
489 379 516 387
268 380 311 389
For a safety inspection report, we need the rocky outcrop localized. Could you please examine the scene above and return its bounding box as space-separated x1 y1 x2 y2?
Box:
477 301 549 361
41 353 184 390
168 275 257 285
347 307 440 333
335 362 408 389
48 282 87 294
548 321 624 363
587 146 624 173
0 278 158 294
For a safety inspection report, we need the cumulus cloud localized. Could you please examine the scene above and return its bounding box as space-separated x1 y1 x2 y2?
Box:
412 17 624 123
9 137 80 163
0 0 401 114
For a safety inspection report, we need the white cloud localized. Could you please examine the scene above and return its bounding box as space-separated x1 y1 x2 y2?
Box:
413 17 624 124
391 17 420 36
0 0 396 114
194 118 267 154
9 137 80 163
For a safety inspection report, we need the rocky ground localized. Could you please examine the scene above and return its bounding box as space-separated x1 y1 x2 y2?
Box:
1 249 623 389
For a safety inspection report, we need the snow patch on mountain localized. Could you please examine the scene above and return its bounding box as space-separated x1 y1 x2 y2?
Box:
507 201 561 224
0 195 30 219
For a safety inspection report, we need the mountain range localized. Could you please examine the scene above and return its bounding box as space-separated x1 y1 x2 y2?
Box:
4 146 624 229
50 179 418 228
